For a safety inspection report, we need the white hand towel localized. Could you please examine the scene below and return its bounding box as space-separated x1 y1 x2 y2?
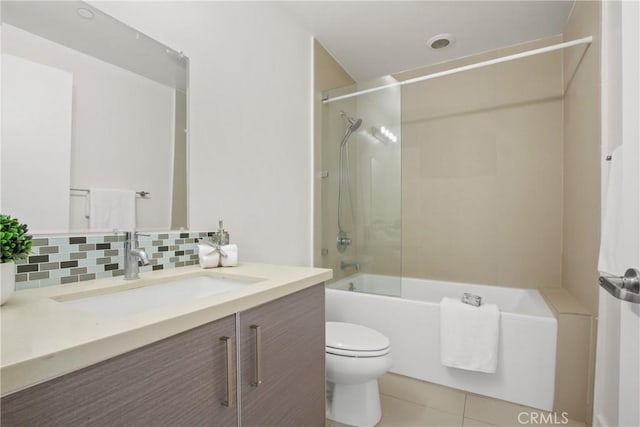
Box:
598 146 635 276
198 244 220 268
440 296 500 373
220 244 238 267
88 188 136 232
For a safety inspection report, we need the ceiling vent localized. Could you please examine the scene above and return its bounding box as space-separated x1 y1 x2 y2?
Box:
428 34 455 49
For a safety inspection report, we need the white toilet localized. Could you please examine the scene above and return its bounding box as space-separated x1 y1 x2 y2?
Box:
326 321 392 427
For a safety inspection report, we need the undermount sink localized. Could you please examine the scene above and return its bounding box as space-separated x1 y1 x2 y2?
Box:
57 274 259 319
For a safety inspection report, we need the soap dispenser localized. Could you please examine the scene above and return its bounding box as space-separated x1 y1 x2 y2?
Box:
217 219 229 246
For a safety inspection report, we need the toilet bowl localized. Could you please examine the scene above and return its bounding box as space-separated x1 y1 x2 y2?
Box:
326 321 392 427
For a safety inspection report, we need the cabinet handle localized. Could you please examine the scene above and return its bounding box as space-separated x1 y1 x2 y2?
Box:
220 336 234 407
250 325 262 387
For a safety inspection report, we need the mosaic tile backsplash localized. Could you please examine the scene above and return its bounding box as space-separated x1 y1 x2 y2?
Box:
14 231 217 290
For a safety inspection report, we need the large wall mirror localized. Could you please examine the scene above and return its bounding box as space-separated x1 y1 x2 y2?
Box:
1 1 188 234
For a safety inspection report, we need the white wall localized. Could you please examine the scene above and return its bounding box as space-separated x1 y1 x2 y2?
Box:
91 2 314 266
1 54 72 232
594 2 640 426
2 24 174 232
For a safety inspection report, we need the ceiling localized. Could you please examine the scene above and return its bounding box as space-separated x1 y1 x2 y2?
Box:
2 1 574 87
284 1 575 82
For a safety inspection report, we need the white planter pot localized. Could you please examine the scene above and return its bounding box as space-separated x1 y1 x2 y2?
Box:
1 261 16 305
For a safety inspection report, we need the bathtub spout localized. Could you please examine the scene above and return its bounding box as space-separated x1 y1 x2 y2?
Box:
340 261 360 271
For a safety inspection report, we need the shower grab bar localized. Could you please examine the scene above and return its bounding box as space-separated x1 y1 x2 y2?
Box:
70 188 150 198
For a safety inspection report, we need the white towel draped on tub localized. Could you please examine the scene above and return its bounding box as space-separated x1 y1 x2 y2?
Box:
88 188 136 232
440 297 500 373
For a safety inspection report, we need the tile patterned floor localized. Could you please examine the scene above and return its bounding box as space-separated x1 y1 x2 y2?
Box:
327 373 588 427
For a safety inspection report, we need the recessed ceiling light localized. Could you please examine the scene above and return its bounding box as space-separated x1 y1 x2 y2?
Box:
77 8 94 20
428 33 455 50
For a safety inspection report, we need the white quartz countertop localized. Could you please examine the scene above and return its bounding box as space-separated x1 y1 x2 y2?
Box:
0 263 332 396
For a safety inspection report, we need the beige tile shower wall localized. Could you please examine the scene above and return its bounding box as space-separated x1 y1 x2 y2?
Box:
313 41 355 276
541 287 593 423
562 0 602 316
398 37 564 288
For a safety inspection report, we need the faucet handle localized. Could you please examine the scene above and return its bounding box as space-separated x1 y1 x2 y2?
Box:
134 232 150 238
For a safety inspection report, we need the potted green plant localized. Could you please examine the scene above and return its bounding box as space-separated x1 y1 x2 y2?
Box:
1 214 33 305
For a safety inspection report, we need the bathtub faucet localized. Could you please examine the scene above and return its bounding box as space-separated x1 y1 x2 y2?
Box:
340 261 360 271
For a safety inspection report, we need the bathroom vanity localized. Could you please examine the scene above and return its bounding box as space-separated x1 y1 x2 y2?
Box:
0 263 331 426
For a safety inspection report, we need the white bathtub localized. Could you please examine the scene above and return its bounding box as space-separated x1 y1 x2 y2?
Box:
326 274 558 411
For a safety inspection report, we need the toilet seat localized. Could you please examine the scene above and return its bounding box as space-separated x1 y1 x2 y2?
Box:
326 322 390 358
326 346 390 357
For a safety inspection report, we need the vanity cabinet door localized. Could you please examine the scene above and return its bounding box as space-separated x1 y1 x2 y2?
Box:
239 284 325 427
1 315 237 427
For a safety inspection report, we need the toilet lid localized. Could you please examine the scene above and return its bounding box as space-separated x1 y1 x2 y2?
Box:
326 322 390 353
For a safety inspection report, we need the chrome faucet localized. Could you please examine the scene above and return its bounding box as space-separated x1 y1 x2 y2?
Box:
124 232 150 280
340 261 360 271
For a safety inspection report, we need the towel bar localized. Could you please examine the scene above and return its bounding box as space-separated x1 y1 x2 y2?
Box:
70 188 150 198
461 293 482 307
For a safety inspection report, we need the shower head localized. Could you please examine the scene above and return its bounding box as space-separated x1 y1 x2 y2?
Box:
339 112 362 150
340 111 362 132
339 118 362 148
348 117 362 132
